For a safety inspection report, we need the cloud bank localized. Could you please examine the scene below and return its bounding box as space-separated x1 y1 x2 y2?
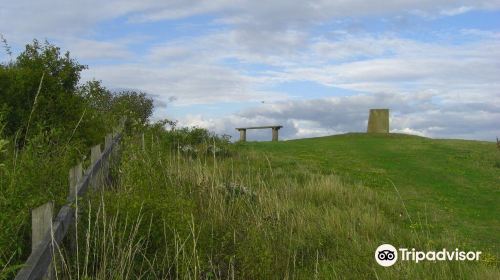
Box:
1 0 499 141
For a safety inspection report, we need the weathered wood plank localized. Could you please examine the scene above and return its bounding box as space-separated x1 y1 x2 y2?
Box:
15 131 122 280
68 163 82 201
105 133 113 149
15 206 74 280
31 203 53 252
73 133 121 199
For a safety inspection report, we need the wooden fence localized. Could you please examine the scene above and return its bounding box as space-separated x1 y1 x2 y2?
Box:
14 119 125 280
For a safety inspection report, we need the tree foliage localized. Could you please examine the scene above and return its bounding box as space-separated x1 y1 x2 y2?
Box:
0 40 87 141
0 38 158 278
0 39 155 146
111 90 154 128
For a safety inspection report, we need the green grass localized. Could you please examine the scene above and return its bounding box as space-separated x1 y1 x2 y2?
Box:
0 129 108 279
241 133 500 256
0 136 80 274
3 131 499 279
51 132 498 279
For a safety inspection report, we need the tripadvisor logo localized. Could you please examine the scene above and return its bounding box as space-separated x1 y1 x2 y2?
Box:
375 244 482 267
375 244 398 267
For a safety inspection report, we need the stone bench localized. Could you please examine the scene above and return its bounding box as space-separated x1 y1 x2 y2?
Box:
235 126 283 142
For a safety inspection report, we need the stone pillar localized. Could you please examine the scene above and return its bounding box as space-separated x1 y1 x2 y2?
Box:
272 128 279 141
367 109 389 133
239 129 247 142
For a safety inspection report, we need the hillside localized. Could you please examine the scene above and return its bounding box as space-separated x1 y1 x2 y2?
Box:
242 133 500 255
3 130 499 279
62 131 497 279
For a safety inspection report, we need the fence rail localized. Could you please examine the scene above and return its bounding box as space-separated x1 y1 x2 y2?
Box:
14 119 125 280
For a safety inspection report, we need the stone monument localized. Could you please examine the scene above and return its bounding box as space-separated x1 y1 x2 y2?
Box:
367 109 389 133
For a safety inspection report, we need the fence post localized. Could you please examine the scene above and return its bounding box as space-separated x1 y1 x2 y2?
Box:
105 134 113 150
113 125 122 163
68 163 82 256
32 202 55 280
90 145 102 189
142 133 145 151
104 134 113 183
68 163 82 200
15 122 124 280
119 117 126 130
91 144 101 165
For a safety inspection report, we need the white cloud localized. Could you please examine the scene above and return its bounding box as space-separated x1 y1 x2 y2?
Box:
2 0 500 43
131 1 500 26
440 6 474 16
390 127 426 137
82 62 286 105
267 35 500 104
76 29 499 141
147 45 194 63
64 38 132 60
2 0 500 141
180 92 500 141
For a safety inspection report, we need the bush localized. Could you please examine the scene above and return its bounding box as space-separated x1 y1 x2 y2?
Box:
159 124 232 157
0 113 7 169
0 39 155 149
0 38 155 278
0 40 87 142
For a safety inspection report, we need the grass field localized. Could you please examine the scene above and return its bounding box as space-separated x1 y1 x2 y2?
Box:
2 131 499 279
241 133 500 256
48 132 498 279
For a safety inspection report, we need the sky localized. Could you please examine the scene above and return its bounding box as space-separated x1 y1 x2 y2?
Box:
1 0 499 141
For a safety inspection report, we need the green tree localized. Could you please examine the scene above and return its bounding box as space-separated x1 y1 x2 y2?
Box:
78 80 113 114
111 90 154 131
0 40 87 141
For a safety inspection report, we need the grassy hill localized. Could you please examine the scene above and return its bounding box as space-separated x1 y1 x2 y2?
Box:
242 133 500 256
53 131 497 279
3 131 499 279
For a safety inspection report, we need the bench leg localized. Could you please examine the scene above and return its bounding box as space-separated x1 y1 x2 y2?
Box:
239 129 247 142
272 128 279 141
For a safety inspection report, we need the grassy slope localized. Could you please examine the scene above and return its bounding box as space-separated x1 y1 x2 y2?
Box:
31 132 496 279
242 133 500 255
68 133 498 279
4 132 498 279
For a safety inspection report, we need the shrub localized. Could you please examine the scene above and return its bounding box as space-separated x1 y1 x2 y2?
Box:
160 125 232 157
0 40 87 142
0 113 6 169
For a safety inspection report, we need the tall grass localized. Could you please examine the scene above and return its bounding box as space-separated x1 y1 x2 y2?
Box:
0 130 84 279
0 118 111 279
56 132 499 279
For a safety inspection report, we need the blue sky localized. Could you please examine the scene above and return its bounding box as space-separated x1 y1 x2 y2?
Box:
1 1 499 141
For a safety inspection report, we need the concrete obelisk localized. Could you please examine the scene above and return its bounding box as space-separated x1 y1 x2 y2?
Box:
367 109 389 133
